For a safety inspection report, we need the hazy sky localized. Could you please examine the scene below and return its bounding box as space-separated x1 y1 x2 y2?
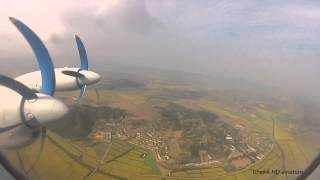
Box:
0 0 320 99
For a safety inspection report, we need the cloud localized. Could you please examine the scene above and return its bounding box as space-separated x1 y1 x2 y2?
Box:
48 0 186 69
1 0 320 99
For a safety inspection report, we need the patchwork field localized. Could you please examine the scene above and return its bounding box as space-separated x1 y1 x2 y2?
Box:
4 132 160 180
4 80 319 180
169 99 317 179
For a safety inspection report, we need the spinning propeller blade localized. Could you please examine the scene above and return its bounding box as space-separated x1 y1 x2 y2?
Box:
76 35 101 100
76 35 89 98
0 75 37 100
10 16 58 129
80 85 87 98
0 17 68 176
65 35 91 99
9 17 55 96
93 85 100 102
75 35 88 70
76 85 87 103
25 127 46 174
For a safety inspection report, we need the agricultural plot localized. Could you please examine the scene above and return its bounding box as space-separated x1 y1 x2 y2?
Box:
4 132 161 180
168 100 315 180
98 140 161 179
169 143 283 179
4 131 93 180
3 85 318 180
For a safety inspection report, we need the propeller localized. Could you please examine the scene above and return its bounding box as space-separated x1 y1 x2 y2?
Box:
25 127 46 174
9 17 55 96
0 75 38 100
0 75 40 129
61 69 87 98
8 17 68 173
15 127 46 175
61 35 88 98
76 35 89 71
61 35 101 100
0 75 54 173
75 35 88 100
76 35 100 101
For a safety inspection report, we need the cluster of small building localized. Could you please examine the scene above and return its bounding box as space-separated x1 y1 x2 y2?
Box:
128 130 170 161
224 133 273 170
223 123 273 169
88 115 273 170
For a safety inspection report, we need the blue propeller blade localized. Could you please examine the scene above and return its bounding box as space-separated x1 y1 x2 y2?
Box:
75 35 88 70
80 85 86 98
9 17 55 96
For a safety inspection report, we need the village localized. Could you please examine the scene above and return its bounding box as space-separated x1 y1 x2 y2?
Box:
88 118 171 161
88 116 273 170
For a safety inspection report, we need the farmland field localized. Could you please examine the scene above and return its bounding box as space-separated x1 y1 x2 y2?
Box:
3 79 319 179
4 132 160 180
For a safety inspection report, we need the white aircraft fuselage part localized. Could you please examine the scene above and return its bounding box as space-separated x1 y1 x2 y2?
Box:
15 67 101 92
0 86 68 149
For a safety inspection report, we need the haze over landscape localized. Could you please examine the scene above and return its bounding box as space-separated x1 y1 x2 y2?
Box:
0 0 320 101
0 1 319 179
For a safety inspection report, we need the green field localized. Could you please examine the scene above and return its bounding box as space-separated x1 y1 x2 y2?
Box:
4 85 319 180
168 99 318 179
4 132 160 180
